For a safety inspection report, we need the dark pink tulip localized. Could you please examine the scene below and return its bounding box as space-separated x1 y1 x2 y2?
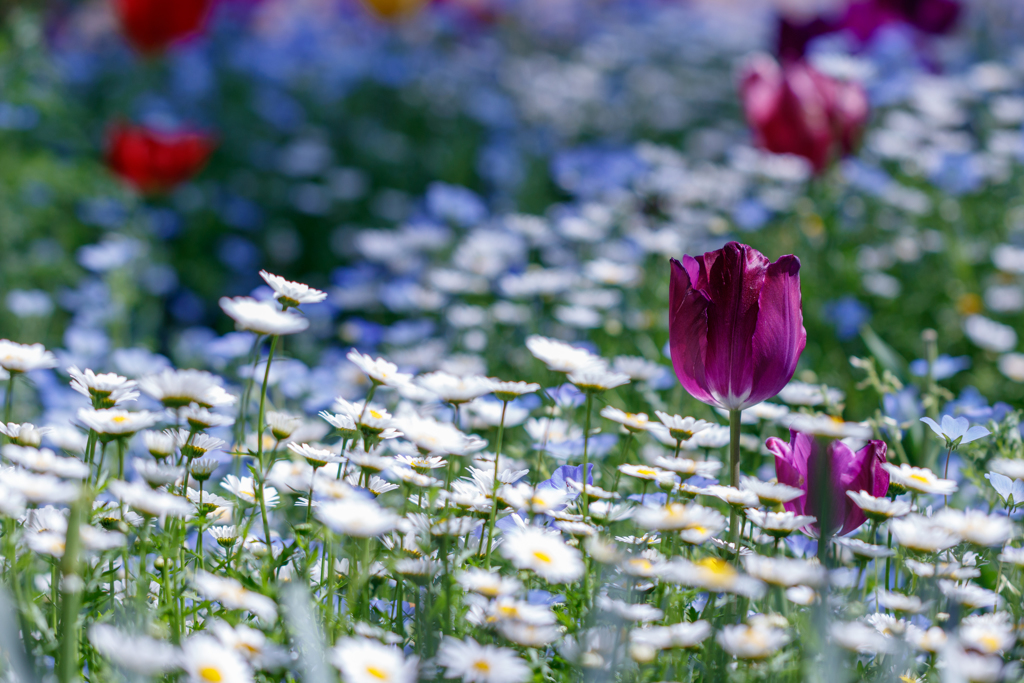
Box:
741 54 869 173
669 242 805 412
766 430 889 535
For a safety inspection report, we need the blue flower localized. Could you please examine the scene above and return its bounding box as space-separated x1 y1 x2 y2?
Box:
920 415 989 449
545 384 584 409
543 435 618 461
883 386 922 425
909 355 971 380
426 183 487 228
944 387 1011 424
822 297 871 341
986 472 1024 508
536 464 594 500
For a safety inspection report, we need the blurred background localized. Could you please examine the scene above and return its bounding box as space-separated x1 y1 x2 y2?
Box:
4 0 1024 428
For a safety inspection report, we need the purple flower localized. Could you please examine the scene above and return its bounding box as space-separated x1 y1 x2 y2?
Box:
669 242 805 411
766 430 889 536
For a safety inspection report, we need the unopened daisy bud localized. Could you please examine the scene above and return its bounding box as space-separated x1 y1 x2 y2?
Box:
267 412 302 442
190 458 218 482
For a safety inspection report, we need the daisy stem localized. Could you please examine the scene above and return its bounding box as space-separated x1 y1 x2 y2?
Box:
236 334 263 448
581 391 594 522
728 409 741 562
256 335 279 573
57 494 86 683
3 374 13 427
484 401 509 569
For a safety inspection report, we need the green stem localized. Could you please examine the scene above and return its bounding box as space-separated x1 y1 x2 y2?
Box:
255 335 279 570
728 409 742 561
236 334 263 448
58 494 87 683
484 401 509 568
581 392 594 521
3 374 13 428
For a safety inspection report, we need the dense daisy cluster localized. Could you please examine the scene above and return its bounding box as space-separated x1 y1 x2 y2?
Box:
0 263 1020 683
5 0 1024 682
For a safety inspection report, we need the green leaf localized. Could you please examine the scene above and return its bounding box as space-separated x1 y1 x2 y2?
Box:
859 325 908 381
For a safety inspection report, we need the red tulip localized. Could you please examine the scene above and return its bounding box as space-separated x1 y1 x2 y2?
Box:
741 54 869 173
766 430 889 535
669 242 805 412
114 0 213 54
106 123 215 193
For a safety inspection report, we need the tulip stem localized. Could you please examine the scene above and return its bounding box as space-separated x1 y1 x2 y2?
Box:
728 409 742 561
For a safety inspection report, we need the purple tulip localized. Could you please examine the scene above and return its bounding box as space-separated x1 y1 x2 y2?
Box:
766 430 889 535
669 242 806 411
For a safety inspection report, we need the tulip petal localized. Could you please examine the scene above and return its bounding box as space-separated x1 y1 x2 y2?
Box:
749 254 805 407
767 430 811 517
700 243 768 410
668 258 716 407
836 440 888 535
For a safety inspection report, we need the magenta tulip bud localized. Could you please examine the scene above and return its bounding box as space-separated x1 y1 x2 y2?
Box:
740 54 869 173
669 242 805 412
766 430 889 535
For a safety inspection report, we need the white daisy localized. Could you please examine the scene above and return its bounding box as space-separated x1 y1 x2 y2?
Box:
259 270 327 307
490 381 541 402
220 475 278 509
567 366 630 393
138 369 237 409
600 407 653 433
108 480 192 518
525 335 604 373
716 622 789 659
0 340 57 373
181 635 252 683
88 623 179 676
883 463 958 496
500 527 584 584
316 498 399 537
67 366 138 408
739 476 804 506
192 571 278 621
845 491 912 521
346 349 412 389
329 637 418 683
76 408 160 437
219 296 309 336
416 372 497 404
436 636 531 683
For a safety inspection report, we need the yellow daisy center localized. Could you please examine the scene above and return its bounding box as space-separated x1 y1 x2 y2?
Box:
472 660 491 673
532 550 552 564
198 666 223 682
366 666 390 680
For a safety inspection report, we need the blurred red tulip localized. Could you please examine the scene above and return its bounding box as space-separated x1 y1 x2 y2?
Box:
741 54 868 173
114 0 213 54
106 123 215 193
777 0 960 59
